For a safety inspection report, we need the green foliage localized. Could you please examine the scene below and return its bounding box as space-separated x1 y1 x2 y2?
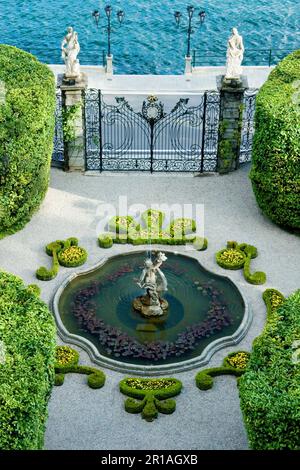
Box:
99 209 207 251
27 283 41 297
36 238 87 280
0 45 56 238
62 103 81 143
216 241 266 285
141 209 165 231
108 216 135 234
120 378 182 421
195 351 250 390
250 50 300 230
243 255 267 285
98 233 114 248
239 289 300 450
0 271 56 449
54 346 106 389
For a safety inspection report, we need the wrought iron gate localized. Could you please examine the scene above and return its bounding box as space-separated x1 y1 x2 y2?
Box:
83 90 220 172
239 89 257 164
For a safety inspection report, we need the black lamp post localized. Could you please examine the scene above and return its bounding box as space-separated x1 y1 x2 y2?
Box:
174 6 206 58
92 5 125 58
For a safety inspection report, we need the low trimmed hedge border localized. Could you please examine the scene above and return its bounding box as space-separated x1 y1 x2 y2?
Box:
98 208 207 251
120 378 182 421
195 351 251 390
216 241 266 285
0 271 56 450
239 288 300 450
54 346 105 389
36 237 88 281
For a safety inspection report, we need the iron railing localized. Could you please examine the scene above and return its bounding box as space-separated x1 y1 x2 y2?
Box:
192 47 299 68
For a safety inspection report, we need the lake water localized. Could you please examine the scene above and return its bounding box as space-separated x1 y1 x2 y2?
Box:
0 1 299 74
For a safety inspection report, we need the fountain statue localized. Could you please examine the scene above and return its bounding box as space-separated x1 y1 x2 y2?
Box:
61 26 82 82
225 27 244 81
133 252 169 317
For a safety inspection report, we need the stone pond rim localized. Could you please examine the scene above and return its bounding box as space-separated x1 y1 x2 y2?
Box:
52 249 252 375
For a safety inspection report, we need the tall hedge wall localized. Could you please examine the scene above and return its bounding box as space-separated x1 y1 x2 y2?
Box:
0 271 56 449
239 289 300 450
0 45 56 238
250 50 300 231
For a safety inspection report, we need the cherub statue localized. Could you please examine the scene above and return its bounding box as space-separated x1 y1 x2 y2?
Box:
134 252 169 317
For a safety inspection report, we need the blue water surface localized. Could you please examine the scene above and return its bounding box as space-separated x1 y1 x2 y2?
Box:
0 0 299 74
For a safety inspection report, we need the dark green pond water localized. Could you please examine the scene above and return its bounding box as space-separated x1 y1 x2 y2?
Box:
58 252 245 366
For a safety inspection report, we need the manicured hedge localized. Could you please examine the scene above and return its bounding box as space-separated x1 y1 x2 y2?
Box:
250 50 300 231
54 345 106 389
239 289 300 450
120 378 182 421
0 45 56 238
0 271 56 449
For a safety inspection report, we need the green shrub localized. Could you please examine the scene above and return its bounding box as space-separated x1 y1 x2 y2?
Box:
216 241 266 285
141 209 165 231
98 233 114 249
108 216 135 234
216 242 246 270
243 255 267 285
0 271 56 449
192 236 208 251
27 284 41 297
195 351 250 391
120 378 182 421
36 238 87 280
54 346 105 389
0 45 56 238
239 289 300 450
250 50 300 231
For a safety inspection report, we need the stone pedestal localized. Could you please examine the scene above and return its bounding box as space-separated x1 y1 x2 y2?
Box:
133 295 169 318
60 73 88 171
106 55 113 79
217 75 248 174
185 55 193 80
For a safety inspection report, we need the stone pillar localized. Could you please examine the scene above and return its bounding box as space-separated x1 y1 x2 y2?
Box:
106 55 113 79
60 74 88 171
217 76 248 174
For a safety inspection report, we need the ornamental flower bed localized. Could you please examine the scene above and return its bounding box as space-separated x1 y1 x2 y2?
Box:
120 377 182 421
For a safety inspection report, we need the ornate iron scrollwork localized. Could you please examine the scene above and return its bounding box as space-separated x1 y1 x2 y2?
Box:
240 89 258 164
83 89 221 173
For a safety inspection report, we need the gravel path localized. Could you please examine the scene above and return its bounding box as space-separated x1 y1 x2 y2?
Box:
1 164 299 450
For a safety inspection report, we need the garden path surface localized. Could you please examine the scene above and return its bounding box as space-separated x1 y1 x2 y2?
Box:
1 164 299 450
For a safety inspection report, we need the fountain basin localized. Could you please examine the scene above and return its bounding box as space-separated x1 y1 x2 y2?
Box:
52 250 251 375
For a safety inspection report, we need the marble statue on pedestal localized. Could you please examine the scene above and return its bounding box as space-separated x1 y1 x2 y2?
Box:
61 27 81 80
133 252 169 317
225 28 244 80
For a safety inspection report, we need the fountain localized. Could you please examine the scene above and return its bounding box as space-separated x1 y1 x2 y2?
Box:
133 252 169 317
53 249 251 374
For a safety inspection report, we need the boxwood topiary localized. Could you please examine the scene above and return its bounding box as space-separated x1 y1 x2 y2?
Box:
36 238 87 280
195 351 250 391
249 50 300 231
54 345 105 389
216 241 266 285
0 271 56 449
0 45 56 239
120 378 182 421
239 289 300 450
98 233 114 249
